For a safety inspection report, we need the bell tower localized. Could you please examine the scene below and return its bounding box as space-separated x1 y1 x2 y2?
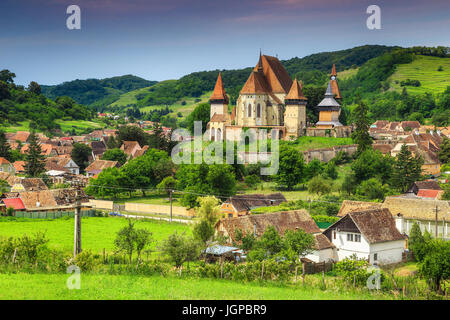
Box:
209 72 229 119
284 79 307 139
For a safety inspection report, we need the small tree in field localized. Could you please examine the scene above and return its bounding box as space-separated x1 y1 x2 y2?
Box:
419 239 450 293
160 231 200 268
114 219 153 264
308 175 332 196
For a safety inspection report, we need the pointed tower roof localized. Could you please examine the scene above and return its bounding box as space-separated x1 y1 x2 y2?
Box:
317 81 341 108
251 54 292 94
285 79 307 101
210 73 229 103
240 70 269 94
331 64 337 76
330 64 342 99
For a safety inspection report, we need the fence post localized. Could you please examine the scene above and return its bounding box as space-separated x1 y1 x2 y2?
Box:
103 248 106 264
302 262 305 286
294 266 298 284
261 261 265 280
12 248 17 263
221 262 223 279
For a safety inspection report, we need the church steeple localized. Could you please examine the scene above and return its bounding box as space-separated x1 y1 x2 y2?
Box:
329 64 342 99
210 72 229 104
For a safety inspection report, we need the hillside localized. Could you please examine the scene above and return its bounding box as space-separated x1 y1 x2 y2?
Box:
388 55 450 95
41 75 158 109
103 45 396 115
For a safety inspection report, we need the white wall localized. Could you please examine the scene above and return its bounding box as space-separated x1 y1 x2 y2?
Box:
370 240 405 265
332 231 371 261
305 248 335 263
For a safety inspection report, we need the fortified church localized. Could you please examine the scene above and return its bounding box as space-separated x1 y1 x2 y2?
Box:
207 53 352 141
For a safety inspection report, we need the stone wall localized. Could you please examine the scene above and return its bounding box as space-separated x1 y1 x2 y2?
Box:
306 126 352 138
302 144 357 163
124 202 195 217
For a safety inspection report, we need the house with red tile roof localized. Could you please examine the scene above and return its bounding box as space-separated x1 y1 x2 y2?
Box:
0 157 15 175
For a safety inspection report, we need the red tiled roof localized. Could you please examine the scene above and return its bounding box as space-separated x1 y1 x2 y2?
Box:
210 73 229 103
417 189 440 199
285 79 307 100
13 161 26 172
0 157 11 165
2 198 26 210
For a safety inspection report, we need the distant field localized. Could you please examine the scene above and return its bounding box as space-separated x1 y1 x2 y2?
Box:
0 120 106 134
286 136 353 152
389 55 450 95
0 273 390 300
338 67 359 80
0 217 190 254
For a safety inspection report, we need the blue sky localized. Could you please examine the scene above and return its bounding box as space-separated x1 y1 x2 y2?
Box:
0 0 449 85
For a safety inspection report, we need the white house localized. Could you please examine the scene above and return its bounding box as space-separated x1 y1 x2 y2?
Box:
324 208 406 265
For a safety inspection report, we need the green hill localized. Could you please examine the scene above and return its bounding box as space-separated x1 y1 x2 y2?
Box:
41 75 157 109
388 55 450 95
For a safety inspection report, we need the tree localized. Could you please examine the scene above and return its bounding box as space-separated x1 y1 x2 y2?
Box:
101 148 128 166
193 196 221 245
356 178 387 200
0 179 10 196
27 81 41 95
117 125 149 147
114 219 137 264
71 143 92 173
193 220 215 245
438 136 450 164
106 135 121 149
308 176 332 196
24 131 45 177
258 226 283 257
282 229 315 264
185 103 210 134
419 239 450 293
0 70 16 84
408 222 425 261
160 231 200 268
351 149 394 184
391 144 424 192
0 130 11 161
85 167 123 199
341 173 357 195
304 159 324 180
351 97 372 156
323 161 338 180
114 219 153 264
156 176 178 196
275 145 304 190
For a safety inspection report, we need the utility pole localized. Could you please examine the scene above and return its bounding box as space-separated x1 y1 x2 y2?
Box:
308 199 312 216
435 205 439 238
73 180 82 258
169 189 173 223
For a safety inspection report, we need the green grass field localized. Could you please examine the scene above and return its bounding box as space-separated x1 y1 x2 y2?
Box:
285 137 353 152
0 120 106 134
389 55 450 95
0 217 190 254
0 273 390 300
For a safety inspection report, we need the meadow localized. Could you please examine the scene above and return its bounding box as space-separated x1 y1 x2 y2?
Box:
0 216 191 254
0 273 391 300
389 55 450 95
0 120 106 134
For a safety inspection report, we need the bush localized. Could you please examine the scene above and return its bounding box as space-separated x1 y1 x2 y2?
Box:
73 250 101 272
334 254 380 287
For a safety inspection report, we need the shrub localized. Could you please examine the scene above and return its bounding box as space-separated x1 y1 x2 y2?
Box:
334 254 372 286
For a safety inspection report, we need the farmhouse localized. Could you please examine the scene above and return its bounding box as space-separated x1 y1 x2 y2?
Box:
120 141 142 158
324 208 406 265
0 157 15 174
85 159 119 178
216 210 335 262
45 157 80 175
406 180 442 199
220 193 286 218
10 178 48 193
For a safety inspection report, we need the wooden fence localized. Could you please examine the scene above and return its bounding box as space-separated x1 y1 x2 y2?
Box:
14 210 97 219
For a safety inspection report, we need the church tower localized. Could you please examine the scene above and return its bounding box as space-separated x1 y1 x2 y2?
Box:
315 81 342 128
210 72 229 119
284 79 307 139
330 64 342 101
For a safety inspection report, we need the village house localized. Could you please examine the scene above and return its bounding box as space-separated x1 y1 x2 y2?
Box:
0 172 20 187
10 178 48 193
120 141 142 158
0 157 15 174
324 208 406 265
406 180 442 199
13 161 26 175
9 131 30 143
220 193 287 218
216 210 335 263
46 157 80 175
337 197 450 241
89 140 107 161
85 159 119 178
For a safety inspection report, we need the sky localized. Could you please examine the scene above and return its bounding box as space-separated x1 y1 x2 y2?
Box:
0 0 449 86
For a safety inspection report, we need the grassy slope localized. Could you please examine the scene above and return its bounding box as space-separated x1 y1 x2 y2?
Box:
0 273 390 300
0 217 190 254
389 55 450 95
0 120 106 134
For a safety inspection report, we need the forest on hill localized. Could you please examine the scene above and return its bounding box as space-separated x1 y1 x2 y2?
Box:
0 70 94 132
41 75 157 108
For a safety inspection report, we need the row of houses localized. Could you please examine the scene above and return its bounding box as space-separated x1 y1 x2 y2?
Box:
215 207 407 265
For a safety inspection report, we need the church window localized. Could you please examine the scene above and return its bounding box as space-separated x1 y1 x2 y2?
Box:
256 104 261 118
248 104 252 117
